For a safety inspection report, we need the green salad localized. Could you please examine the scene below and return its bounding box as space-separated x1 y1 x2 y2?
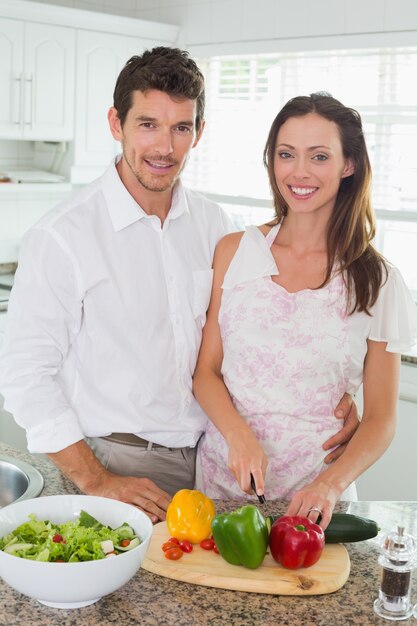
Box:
0 510 141 562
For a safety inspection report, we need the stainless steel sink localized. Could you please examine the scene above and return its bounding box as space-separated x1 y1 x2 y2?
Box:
0 455 44 507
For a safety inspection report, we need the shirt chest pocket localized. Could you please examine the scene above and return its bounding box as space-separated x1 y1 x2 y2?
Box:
192 269 214 323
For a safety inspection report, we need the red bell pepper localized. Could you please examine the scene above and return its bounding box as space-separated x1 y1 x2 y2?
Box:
269 515 325 569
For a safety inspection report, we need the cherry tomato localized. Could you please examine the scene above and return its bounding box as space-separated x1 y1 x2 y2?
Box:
179 540 193 553
167 537 180 545
119 539 131 547
200 538 215 550
164 547 183 561
162 537 182 552
52 533 64 543
213 545 220 554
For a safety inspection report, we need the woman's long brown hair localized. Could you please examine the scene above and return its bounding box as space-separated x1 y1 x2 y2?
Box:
263 93 387 314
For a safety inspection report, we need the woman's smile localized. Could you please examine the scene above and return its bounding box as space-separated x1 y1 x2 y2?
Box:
288 185 319 199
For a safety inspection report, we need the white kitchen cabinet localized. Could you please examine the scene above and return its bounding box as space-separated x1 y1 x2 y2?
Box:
0 313 27 452
0 18 75 141
0 18 23 138
0 399 28 453
355 363 417 500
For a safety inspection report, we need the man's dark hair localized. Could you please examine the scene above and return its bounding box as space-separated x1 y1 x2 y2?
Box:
113 46 205 131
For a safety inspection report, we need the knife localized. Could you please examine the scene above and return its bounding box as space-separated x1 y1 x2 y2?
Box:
250 473 266 504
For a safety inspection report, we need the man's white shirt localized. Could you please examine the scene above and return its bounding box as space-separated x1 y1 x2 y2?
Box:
0 157 233 452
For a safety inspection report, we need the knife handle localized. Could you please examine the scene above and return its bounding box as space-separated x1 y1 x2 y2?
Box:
250 473 266 504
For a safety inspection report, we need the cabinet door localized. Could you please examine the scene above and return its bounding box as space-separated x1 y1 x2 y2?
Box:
73 31 132 171
72 32 150 181
0 18 24 138
23 22 75 141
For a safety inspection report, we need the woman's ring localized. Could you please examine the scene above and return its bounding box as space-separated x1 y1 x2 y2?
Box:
308 507 322 515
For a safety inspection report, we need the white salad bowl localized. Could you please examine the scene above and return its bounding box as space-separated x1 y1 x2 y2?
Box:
0 494 153 609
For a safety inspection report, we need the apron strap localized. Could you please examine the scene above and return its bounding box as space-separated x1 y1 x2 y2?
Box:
265 222 281 247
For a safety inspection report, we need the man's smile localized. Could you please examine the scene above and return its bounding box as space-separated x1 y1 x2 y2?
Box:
144 158 177 173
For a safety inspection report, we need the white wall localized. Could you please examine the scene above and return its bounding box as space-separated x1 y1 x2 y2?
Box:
21 0 417 53
141 0 417 53
0 141 34 172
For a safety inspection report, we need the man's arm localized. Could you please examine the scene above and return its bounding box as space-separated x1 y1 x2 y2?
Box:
1 230 171 522
0 229 85 451
48 441 171 523
322 393 360 464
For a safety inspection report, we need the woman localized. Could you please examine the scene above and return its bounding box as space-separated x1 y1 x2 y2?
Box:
193 93 417 528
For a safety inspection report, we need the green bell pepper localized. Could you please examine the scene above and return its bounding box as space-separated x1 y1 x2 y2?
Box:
211 504 269 570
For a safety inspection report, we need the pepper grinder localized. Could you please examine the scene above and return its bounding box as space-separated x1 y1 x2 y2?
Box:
373 525 417 621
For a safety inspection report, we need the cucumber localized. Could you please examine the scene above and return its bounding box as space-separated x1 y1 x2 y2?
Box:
265 515 274 534
324 513 379 543
264 513 379 544
115 537 141 552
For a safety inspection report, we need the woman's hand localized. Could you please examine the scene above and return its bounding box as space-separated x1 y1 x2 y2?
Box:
226 426 268 497
285 479 340 530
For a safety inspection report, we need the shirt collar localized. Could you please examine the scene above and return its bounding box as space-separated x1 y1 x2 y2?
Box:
168 179 190 223
101 156 190 232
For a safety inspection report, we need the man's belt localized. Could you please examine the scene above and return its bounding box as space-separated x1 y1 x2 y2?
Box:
102 432 170 450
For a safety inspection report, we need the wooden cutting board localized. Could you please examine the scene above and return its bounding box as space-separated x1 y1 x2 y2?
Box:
142 522 350 596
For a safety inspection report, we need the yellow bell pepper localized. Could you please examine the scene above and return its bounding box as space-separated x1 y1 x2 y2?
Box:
166 489 216 544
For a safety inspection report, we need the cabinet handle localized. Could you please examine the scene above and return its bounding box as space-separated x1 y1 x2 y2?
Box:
13 74 23 129
24 75 33 128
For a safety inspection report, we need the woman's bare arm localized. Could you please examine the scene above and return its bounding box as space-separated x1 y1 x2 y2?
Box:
286 340 400 528
193 232 268 496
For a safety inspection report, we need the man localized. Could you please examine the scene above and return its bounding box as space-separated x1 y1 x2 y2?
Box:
0 47 357 523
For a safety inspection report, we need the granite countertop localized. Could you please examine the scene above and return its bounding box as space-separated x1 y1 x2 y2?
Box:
0 442 417 626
